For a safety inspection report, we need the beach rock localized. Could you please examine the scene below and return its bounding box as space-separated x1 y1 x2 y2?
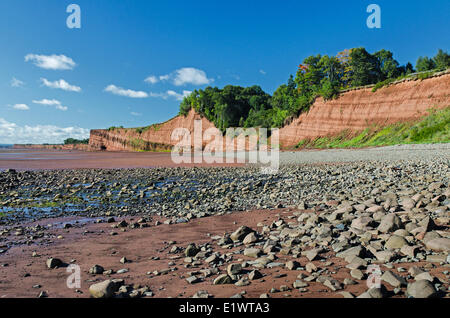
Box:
357 287 385 298
418 216 436 232
248 270 263 280
336 245 364 259
243 232 258 244
46 258 62 269
374 250 397 263
305 249 320 261
37 291 48 298
305 262 317 273
406 280 437 298
117 220 128 228
89 279 123 298
414 271 434 282
186 276 201 284
285 260 300 270
243 248 262 258
323 278 343 291
213 274 233 285
231 226 254 242
425 238 450 252
227 263 242 276
185 243 199 257
293 280 309 289
385 235 408 249
350 269 364 280
408 266 425 277
192 290 211 298
377 214 402 233
381 270 407 287
339 291 355 298
89 265 104 275
351 217 374 230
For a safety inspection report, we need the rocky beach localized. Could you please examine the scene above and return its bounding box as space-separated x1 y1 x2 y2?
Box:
0 144 449 298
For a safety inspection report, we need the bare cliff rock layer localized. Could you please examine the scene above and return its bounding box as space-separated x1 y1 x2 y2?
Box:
89 109 218 151
13 144 90 151
278 72 450 148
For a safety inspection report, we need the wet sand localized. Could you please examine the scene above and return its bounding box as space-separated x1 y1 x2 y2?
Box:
0 149 243 171
1 207 448 298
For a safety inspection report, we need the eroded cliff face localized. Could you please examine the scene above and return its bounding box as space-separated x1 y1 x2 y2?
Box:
89 72 450 152
89 109 218 151
13 144 90 151
279 72 450 148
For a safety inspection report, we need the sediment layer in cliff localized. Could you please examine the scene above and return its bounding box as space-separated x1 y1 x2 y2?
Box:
13 144 90 151
89 109 218 151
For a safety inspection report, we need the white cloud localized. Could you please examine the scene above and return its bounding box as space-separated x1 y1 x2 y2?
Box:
173 67 213 86
130 112 142 116
12 104 30 111
104 85 148 98
0 118 89 144
259 69 267 75
11 77 25 87
144 76 159 84
147 68 212 86
148 92 165 98
25 54 76 70
166 90 192 101
149 90 191 101
40 78 81 92
32 99 68 111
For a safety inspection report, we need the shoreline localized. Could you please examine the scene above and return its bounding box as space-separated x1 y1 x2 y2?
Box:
0 207 448 298
0 146 448 298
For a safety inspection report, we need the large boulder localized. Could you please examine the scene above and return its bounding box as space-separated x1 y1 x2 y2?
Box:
381 270 407 287
213 274 233 285
185 243 200 257
377 214 402 233
351 217 374 230
425 238 450 252
46 258 63 269
243 248 262 258
406 280 437 298
384 235 408 249
89 279 123 298
230 226 254 242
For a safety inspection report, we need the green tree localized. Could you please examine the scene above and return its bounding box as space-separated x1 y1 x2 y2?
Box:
433 49 450 70
64 138 89 145
416 56 436 72
349 47 381 86
295 54 323 95
374 49 400 80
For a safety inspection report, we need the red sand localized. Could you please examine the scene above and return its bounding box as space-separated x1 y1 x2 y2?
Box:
1 208 447 298
0 149 243 171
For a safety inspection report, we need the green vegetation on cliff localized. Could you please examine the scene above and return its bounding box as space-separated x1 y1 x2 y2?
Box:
295 107 450 149
179 48 449 132
64 138 89 145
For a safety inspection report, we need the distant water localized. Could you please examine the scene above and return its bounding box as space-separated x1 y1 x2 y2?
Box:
0 144 13 149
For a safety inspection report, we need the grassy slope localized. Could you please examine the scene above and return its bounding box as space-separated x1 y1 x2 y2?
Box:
295 107 450 149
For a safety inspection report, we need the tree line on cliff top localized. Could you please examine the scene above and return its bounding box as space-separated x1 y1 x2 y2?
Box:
179 48 450 131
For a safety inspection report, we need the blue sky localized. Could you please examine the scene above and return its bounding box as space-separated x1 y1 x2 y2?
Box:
0 0 449 143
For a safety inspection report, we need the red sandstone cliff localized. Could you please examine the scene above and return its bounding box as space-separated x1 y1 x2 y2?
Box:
13 144 90 151
89 109 218 151
278 71 450 148
89 71 450 151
